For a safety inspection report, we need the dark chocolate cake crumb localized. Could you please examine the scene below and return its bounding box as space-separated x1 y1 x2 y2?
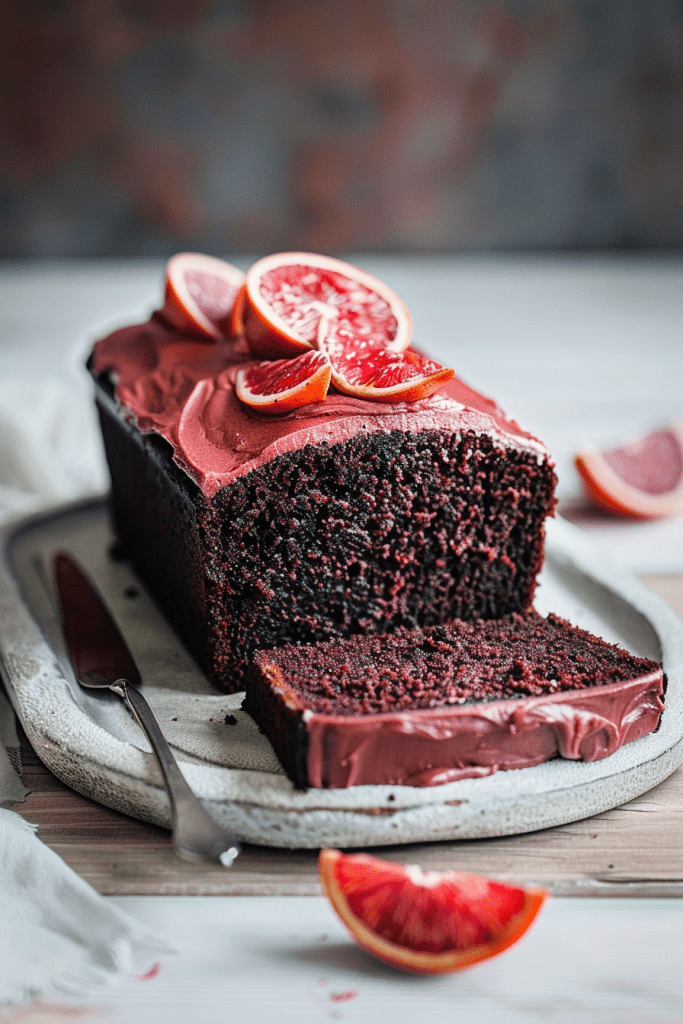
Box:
200 428 555 688
250 612 661 715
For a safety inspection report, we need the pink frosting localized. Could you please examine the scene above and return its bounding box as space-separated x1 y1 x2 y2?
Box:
92 314 548 499
302 670 665 787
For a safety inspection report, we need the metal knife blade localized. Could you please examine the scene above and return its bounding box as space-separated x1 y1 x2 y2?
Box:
53 552 140 687
51 550 241 865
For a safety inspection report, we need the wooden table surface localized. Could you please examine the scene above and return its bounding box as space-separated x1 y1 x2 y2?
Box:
12 573 683 900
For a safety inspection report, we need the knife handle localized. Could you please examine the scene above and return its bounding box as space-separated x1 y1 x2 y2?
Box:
111 679 241 866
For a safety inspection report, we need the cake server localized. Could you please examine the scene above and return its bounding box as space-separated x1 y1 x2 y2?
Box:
52 551 241 867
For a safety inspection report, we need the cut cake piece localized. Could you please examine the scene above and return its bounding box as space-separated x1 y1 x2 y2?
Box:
90 315 556 692
245 612 666 788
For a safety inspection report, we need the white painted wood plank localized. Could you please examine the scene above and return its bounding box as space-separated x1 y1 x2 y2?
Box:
48 895 683 1024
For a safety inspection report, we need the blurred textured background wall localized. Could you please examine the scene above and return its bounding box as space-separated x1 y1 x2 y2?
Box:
1 0 682 257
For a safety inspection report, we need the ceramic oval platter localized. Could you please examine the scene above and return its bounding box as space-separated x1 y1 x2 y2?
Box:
1 497 682 848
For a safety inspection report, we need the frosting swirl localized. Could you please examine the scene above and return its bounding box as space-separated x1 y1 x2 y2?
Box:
92 314 548 499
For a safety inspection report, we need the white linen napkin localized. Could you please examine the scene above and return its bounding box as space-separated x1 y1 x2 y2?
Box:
0 376 170 1006
0 692 171 1006
0 375 108 526
0 812 170 1006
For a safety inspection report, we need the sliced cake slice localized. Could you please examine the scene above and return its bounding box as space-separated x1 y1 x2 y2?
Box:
244 612 665 788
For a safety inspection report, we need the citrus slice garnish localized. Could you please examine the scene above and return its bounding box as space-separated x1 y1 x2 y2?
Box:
235 350 331 414
575 421 683 519
243 252 413 358
227 282 247 338
319 320 454 404
319 849 547 975
162 252 245 341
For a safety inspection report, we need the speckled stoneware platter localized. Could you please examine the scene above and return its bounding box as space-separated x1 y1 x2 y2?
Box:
1 496 682 849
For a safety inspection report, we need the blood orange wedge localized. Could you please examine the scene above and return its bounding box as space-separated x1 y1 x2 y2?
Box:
235 350 331 414
320 322 454 404
242 252 412 358
575 421 683 519
319 850 547 975
162 252 245 341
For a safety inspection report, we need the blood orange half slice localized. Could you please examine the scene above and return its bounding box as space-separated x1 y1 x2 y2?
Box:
235 350 331 414
575 421 683 519
162 252 245 341
320 322 453 403
319 850 546 975
243 252 412 358
227 282 247 338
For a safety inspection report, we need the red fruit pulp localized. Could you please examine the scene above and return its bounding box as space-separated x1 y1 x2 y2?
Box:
242 351 329 397
602 428 683 495
259 265 399 347
328 337 442 389
185 270 242 324
338 858 526 954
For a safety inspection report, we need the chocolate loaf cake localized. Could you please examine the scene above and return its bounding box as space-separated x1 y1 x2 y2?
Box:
90 315 557 692
246 612 666 788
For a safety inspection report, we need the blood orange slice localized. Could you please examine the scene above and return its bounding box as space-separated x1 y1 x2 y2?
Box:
320 322 454 403
162 252 245 341
575 421 683 519
227 282 247 338
235 350 331 414
243 252 412 358
319 850 546 975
